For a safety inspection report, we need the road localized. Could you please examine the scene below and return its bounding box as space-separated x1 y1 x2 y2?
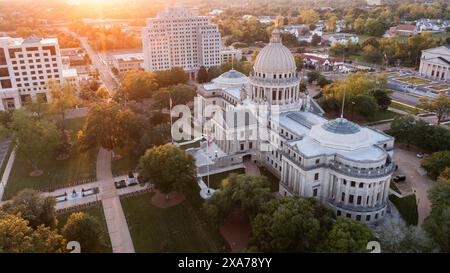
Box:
62 28 118 93
390 90 420 106
392 147 433 225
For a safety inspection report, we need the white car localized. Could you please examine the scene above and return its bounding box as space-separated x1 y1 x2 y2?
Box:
416 153 424 159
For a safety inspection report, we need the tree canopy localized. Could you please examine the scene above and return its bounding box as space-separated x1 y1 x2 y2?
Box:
249 197 335 252
203 174 274 224
137 144 197 196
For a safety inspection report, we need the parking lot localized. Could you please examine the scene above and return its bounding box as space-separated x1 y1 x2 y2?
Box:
392 147 434 225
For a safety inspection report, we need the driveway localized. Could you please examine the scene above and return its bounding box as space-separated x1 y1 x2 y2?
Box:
392 147 434 225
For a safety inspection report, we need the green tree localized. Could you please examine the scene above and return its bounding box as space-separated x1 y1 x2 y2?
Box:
122 70 159 101
421 151 450 179
154 84 196 110
48 81 79 129
423 182 450 252
311 33 321 46
3 110 60 175
249 197 335 252
203 174 273 224
62 212 106 253
294 55 303 71
387 115 416 147
0 211 66 253
2 189 57 229
320 218 373 253
354 94 378 117
307 71 321 84
364 18 386 37
197 66 209 83
362 44 383 63
418 93 450 125
378 218 435 253
137 144 197 199
29 225 66 253
154 67 189 88
0 211 33 252
79 102 137 152
371 89 392 110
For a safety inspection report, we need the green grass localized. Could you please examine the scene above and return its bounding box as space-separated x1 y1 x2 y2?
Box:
111 146 141 177
429 84 450 91
366 110 401 123
121 192 228 252
389 194 419 226
397 76 432 85
390 101 422 114
389 181 401 194
179 140 202 150
202 168 246 189
57 204 112 253
2 117 98 200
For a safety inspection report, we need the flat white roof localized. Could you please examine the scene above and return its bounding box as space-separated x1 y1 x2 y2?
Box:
279 110 392 162
113 53 144 62
62 68 78 78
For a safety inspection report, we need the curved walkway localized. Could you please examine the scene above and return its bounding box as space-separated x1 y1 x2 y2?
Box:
97 148 135 253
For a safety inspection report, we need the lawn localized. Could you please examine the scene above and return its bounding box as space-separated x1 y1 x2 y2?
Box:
366 110 401 123
121 192 228 252
179 139 202 150
390 101 422 114
202 168 246 189
2 117 98 200
111 146 141 177
57 204 112 253
396 76 432 85
389 194 419 226
429 84 450 91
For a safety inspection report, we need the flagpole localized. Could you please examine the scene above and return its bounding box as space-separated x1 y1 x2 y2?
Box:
169 94 173 144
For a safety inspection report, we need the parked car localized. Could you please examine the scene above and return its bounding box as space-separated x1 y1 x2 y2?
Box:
114 180 127 189
393 175 406 183
416 153 424 158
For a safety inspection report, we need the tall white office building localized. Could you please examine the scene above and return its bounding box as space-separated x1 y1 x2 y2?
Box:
142 7 222 78
0 35 63 110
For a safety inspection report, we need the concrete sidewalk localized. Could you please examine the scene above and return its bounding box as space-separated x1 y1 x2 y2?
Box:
96 148 135 253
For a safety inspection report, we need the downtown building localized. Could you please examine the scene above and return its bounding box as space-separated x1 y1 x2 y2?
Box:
0 35 63 110
189 30 395 223
142 7 222 79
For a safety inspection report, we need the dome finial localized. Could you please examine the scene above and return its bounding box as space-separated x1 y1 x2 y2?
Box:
270 28 282 43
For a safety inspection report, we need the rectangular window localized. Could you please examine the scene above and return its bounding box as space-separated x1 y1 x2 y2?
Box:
341 192 345 202
0 48 6 65
0 79 12 89
313 188 318 197
0 67 9 77
357 196 362 205
351 181 356 187
349 194 354 204
314 173 319 180
366 215 371 221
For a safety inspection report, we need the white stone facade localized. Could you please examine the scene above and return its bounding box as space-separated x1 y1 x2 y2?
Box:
0 36 63 110
142 7 222 77
192 30 395 224
419 46 450 81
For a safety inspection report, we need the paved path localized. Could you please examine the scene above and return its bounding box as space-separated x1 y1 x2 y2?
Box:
96 148 135 253
0 148 16 201
393 147 433 225
243 160 261 176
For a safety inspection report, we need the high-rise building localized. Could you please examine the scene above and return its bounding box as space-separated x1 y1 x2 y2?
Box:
0 35 63 110
142 7 222 78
